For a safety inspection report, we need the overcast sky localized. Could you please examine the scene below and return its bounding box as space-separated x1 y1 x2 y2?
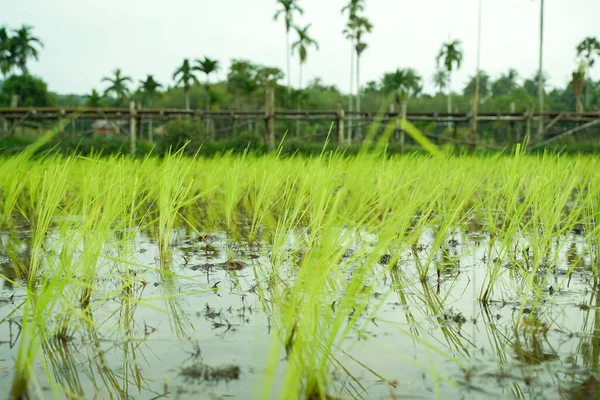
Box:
3 0 599 95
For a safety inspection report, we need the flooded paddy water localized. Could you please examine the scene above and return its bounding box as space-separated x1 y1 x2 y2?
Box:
0 151 600 399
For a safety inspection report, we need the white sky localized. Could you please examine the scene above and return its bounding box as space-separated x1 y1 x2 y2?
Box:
2 0 599 95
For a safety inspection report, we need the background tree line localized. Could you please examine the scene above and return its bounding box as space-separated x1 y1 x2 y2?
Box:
1 16 599 115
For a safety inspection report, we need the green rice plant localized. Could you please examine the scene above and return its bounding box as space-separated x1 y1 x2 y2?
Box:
8 221 81 399
19 157 71 283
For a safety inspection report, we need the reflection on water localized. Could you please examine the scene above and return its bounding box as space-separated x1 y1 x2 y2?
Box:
0 223 599 399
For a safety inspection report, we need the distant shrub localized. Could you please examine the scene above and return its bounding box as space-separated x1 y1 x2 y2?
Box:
160 118 205 153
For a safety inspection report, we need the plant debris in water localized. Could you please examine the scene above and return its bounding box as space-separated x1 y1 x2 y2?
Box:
179 362 241 383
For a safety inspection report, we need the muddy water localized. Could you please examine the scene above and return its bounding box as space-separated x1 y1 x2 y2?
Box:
0 225 598 399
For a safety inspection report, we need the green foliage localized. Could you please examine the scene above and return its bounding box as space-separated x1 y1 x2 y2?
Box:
102 68 132 105
85 89 104 107
436 40 463 73
160 118 205 152
138 74 162 99
11 25 43 75
576 36 600 68
226 59 283 103
273 0 304 32
463 71 491 98
491 69 519 97
173 59 198 92
0 74 54 106
292 24 319 65
381 68 422 97
0 24 42 76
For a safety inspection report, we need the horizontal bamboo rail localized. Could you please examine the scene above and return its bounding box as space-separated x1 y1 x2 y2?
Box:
0 107 598 123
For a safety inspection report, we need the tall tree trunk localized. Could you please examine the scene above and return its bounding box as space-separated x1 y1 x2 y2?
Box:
576 94 583 114
447 73 452 128
286 29 291 102
470 0 482 152
297 61 302 137
585 73 590 110
356 52 361 140
185 91 190 111
205 76 211 132
537 0 544 136
400 96 407 152
347 41 354 144
447 76 452 113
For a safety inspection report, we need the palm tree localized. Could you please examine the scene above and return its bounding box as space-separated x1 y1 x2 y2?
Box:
343 14 372 142
432 69 449 95
195 57 220 111
341 0 367 143
351 16 372 113
0 26 16 78
273 0 304 100
570 62 586 114
11 25 43 75
381 68 422 101
292 25 319 93
436 39 463 115
86 89 105 108
576 37 600 109
292 24 319 136
381 68 422 148
138 75 162 105
173 59 199 110
102 68 132 105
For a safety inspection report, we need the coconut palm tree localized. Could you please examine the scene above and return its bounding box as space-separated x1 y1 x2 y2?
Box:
173 59 199 110
570 62 586 114
436 39 463 114
11 25 43 75
292 24 319 136
576 37 600 109
0 26 16 78
273 0 304 100
195 57 220 111
138 75 162 106
102 68 132 105
432 69 449 95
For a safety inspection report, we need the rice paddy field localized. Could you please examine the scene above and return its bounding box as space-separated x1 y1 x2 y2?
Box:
1 142 600 399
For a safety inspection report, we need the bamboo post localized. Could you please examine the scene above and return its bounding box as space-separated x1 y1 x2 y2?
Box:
336 104 345 145
399 96 406 152
265 81 275 150
525 108 532 143
57 108 67 135
129 101 137 154
232 113 238 137
507 102 516 145
148 119 153 143
453 122 458 142
469 96 478 152
390 102 400 142
136 102 143 139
